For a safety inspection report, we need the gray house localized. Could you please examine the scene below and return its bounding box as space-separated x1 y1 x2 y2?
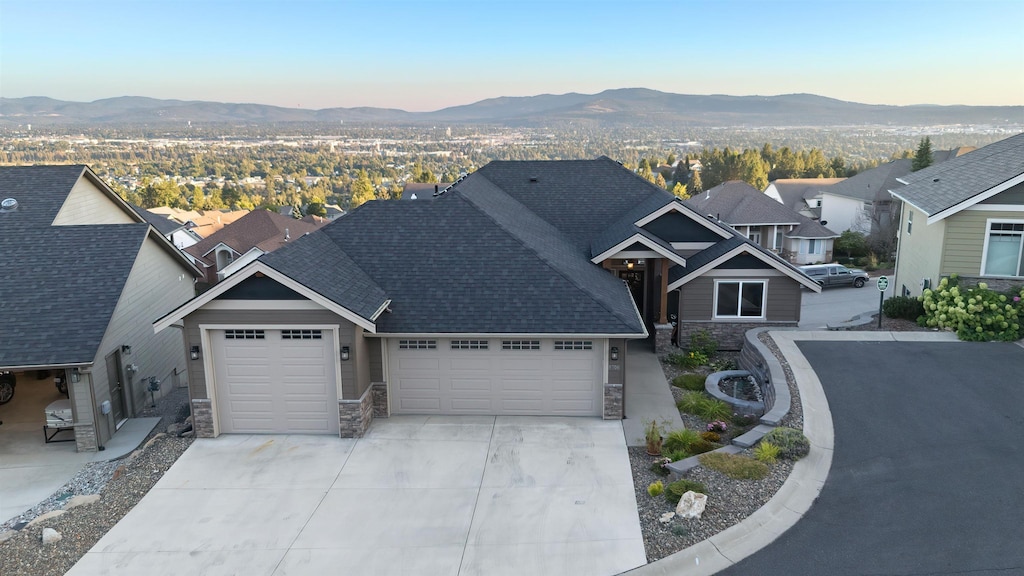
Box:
0 166 201 452
156 158 820 438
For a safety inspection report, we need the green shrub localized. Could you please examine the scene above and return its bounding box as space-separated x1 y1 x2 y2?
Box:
701 431 721 443
708 357 738 372
688 329 718 358
647 480 665 497
664 449 691 463
731 413 758 427
664 478 708 504
698 452 769 479
688 439 720 455
672 374 706 391
753 441 781 463
883 295 925 321
676 391 731 422
918 275 1024 342
763 427 810 460
667 350 708 368
663 429 701 453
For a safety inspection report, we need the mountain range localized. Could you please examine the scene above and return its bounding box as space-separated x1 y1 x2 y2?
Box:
1 89 1022 127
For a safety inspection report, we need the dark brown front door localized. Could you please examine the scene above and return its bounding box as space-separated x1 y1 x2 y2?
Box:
105 351 128 428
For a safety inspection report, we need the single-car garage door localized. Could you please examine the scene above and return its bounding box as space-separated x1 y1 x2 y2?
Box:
388 338 603 416
212 328 339 434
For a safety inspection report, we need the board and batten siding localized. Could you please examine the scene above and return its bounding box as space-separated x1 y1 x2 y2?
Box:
52 175 136 226
89 236 196 446
942 209 1024 277
678 273 801 323
183 308 363 401
895 204 947 297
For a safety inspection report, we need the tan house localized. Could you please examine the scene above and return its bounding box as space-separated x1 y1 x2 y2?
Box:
0 165 201 452
890 133 1024 297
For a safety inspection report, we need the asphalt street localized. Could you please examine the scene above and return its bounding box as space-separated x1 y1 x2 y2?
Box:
798 279 893 329
720 340 1024 575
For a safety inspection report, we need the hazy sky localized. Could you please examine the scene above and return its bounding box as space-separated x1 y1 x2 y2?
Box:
2 0 1022 111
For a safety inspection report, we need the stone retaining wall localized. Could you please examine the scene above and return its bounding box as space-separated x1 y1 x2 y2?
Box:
951 275 1024 294
603 383 623 420
738 327 792 426
677 321 797 352
371 382 389 418
338 386 373 438
191 398 214 438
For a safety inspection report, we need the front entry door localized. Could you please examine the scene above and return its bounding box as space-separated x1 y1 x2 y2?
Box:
105 351 128 428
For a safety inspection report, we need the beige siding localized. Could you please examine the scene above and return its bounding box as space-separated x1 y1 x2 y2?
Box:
895 204 946 297
677 274 801 323
942 209 1024 277
52 175 136 226
90 237 196 445
368 337 384 382
352 328 372 397
183 309 358 400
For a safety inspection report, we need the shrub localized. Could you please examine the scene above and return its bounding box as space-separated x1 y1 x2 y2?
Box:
681 350 709 368
688 439 720 455
676 391 731 421
649 456 672 477
753 441 781 464
664 449 691 463
763 427 810 460
731 413 757 427
700 431 721 443
663 429 701 453
706 420 728 433
708 357 738 372
664 478 708 504
688 329 718 358
699 452 769 480
918 275 1024 342
883 295 925 321
672 374 706 391
647 480 665 497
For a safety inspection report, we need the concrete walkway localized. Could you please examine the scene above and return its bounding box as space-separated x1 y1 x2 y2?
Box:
622 341 685 447
628 330 960 575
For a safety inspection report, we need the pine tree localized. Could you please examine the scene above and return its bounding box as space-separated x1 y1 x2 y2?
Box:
689 169 703 195
912 137 933 171
349 170 377 209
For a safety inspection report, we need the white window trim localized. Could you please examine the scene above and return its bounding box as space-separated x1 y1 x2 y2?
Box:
713 279 767 319
980 218 1024 277
907 209 913 236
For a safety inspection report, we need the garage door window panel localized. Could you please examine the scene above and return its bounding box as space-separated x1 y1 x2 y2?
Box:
400 340 437 349
502 340 541 350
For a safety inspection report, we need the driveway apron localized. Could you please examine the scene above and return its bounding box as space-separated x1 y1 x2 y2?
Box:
67 416 645 576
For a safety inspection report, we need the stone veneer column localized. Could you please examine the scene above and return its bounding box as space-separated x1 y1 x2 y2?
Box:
74 423 98 452
371 382 389 418
338 386 374 438
191 399 215 438
603 383 623 420
654 323 675 354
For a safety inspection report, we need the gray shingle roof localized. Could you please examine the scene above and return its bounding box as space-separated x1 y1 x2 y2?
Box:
893 133 1024 217
133 203 188 236
669 236 747 284
590 192 676 257
686 181 802 226
766 178 845 211
824 160 912 203
186 209 322 266
0 225 148 368
787 216 839 239
0 165 87 227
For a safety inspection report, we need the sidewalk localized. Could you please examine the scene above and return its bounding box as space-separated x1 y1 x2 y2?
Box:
622 340 684 447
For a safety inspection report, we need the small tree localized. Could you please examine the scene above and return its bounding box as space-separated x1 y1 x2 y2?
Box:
689 168 703 195
834 230 868 259
912 137 933 172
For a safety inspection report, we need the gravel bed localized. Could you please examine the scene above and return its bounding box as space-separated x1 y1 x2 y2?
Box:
0 387 194 574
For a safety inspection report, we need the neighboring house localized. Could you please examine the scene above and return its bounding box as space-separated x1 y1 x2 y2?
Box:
148 207 249 238
324 204 346 220
155 158 820 439
764 177 845 219
686 181 839 264
890 133 1024 297
0 165 201 452
402 182 453 200
134 204 203 250
184 209 325 287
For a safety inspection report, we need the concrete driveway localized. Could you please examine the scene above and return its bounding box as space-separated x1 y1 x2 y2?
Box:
720 340 1024 575
798 277 893 329
68 416 646 576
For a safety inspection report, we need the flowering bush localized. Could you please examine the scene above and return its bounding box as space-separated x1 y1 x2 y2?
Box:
918 275 1024 342
707 420 728 432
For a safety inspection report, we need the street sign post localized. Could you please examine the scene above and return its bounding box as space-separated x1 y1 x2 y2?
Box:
876 276 889 328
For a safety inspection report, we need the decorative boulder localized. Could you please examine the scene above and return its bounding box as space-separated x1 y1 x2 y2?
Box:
41 528 62 544
64 494 101 510
659 512 675 524
675 491 708 519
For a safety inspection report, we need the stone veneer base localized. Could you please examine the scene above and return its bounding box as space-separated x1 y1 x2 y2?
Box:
191 399 214 438
338 386 374 438
603 383 623 420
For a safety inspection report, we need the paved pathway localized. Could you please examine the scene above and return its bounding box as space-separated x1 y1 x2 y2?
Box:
622 341 685 447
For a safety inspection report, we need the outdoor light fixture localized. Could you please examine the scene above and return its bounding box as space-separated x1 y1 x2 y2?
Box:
190 345 201 361
341 346 351 361
610 346 619 361
626 260 634 270
121 344 132 355
71 368 80 383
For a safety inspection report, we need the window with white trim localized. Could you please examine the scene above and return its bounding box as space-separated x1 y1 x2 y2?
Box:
225 329 265 339
714 280 766 318
502 340 541 350
451 340 488 350
554 340 593 350
281 329 322 340
907 210 913 235
800 239 822 255
399 340 436 349
982 220 1024 277
748 230 761 245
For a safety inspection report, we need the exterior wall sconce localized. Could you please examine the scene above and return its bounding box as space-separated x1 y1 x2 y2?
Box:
625 260 634 270
610 346 619 361
71 368 81 383
190 345 201 361
121 344 132 355
341 346 351 361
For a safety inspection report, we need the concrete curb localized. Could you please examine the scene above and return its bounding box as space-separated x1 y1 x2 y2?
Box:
627 331 960 575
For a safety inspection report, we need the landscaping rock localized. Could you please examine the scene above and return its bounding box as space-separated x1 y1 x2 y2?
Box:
0 530 16 543
144 432 167 449
64 494 101 510
41 528 62 544
675 491 708 519
27 510 66 527
659 512 676 524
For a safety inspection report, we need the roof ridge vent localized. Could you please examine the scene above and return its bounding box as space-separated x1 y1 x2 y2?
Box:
1 198 18 212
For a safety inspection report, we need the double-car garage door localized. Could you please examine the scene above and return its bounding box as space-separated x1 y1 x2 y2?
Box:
212 328 338 434
388 338 603 416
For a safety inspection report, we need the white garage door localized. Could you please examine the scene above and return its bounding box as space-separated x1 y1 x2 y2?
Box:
388 338 603 416
212 328 338 434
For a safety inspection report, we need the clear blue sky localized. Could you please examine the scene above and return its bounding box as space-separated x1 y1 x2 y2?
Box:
1 0 1022 110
